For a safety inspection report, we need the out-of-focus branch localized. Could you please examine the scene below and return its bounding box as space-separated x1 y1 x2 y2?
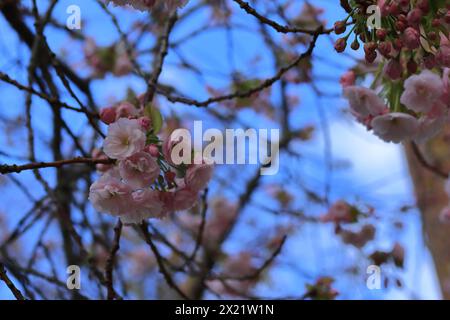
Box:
158 29 322 107
139 221 189 300
105 219 123 300
0 158 114 175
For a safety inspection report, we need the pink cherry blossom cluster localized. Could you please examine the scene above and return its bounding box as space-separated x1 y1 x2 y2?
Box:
89 100 213 223
105 0 188 11
341 69 450 143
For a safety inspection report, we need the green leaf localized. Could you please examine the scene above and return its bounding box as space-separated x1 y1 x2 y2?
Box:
144 105 164 134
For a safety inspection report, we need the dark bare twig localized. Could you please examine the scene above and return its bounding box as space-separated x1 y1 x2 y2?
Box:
232 0 335 35
105 219 123 300
139 221 189 300
0 263 26 300
0 158 114 175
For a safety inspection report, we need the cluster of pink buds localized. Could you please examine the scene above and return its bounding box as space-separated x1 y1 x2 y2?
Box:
89 98 213 223
335 0 450 74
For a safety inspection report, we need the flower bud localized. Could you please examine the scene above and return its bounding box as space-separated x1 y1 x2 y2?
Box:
145 144 160 157
432 19 441 28
376 29 387 41
100 107 117 125
365 50 377 63
137 116 151 130
364 42 377 55
378 41 393 58
428 31 438 42
389 3 399 15
334 38 347 52
403 27 420 49
417 0 429 13
350 39 360 50
334 21 347 35
393 39 403 50
407 8 423 27
384 59 403 80
395 20 407 32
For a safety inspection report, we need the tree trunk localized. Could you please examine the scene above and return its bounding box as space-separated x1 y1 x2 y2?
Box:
404 129 450 300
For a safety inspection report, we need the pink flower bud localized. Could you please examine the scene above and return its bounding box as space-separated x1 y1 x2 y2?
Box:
376 29 387 41
384 59 403 80
145 144 160 157
407 8 423 27
395 20 407 32
334 38 347 53
334 21 346 35
417 0 429 13
100 107 117 125
393 39 403 50
378 41 393 58
403 27 420 49
138 116 151 130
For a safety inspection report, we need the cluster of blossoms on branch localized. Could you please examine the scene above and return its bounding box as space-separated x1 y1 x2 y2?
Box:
342 69 449 143
336 0 450 143
335 0 450 67
106 0 189 11
89 99 213 223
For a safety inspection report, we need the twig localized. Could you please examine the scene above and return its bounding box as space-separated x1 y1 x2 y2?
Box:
158 28 322 107
0 263 26 300
186 189 209 265
212 235 287 281
0 157 114 175
139 222 189 300
233 0 335 35
105 219 123 300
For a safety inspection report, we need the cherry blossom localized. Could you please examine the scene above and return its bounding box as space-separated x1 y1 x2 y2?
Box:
89 173 133 216
126 189 164 223
103 118 146 160
371 112 419 143
119 152 160 188
400 70 445 113
184 163 214 192
343 86 386 118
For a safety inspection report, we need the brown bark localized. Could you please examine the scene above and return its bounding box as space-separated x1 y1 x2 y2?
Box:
404 130 450 300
